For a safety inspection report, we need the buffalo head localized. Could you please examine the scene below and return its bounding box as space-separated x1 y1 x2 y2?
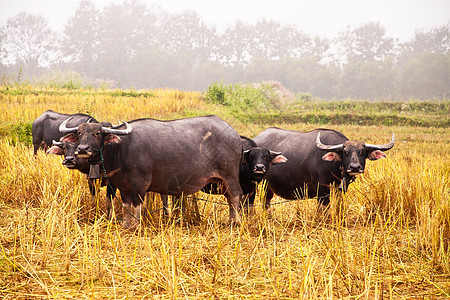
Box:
243 148 287 180
316 132 395 176
47 134 89 170
59 117 132 162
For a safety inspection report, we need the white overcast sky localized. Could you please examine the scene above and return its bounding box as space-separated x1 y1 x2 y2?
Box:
0 0 449 41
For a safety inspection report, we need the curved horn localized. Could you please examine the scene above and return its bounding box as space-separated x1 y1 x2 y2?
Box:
316 132 344 151
111 120 122 128
101 121 133 135
365 133 395 152
52 140 63 147
59 117 78 134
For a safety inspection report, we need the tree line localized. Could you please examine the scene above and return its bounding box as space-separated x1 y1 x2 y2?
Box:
1 0 449 99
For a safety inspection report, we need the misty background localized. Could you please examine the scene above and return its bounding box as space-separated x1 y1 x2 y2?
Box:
0 0 449 99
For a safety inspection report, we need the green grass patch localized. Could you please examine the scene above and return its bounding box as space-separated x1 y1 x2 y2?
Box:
233 111 448 127
0 87 156 98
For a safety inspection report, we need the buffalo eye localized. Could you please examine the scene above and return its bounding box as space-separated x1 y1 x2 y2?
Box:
263 155 269 161
77 131 81 136
95 131 101 136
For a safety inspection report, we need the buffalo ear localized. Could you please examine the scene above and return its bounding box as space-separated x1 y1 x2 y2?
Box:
322 152 342 161
47 146 64 155
104 134 122 145
61 133 78 143
269 151 287 164
368 150 386 160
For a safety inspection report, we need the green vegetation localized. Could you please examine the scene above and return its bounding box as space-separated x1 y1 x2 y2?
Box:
206 81 277 111
204 82 449 127
9 122 32 146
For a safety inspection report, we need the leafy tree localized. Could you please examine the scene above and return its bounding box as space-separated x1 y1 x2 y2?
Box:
100 0 154 58
247 19 313 60
276 57 339 98
337 58 397 100
399 51 450 99
336 22 395 64
63 0 101 74
95 0 152 81
215 20 315 65
158 10 216 62
398 23 450 66
127 45 193 89
408 24 449 54
0 12 60 70
216 21 254 65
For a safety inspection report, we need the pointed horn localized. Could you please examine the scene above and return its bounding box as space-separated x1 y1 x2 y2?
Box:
101 121 133 135
52 140 63 146
365 133 395 152
59 117 78 134
111 120 122 128
316 132 344 151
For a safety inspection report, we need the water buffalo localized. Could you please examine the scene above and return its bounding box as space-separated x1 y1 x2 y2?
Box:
253 128 395 207
47 134 117 219
32 110 111 155
48 137 178 220
202 135 287 212
59 115 243 228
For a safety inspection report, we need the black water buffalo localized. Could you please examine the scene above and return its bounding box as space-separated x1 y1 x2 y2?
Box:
47 134 117 219
202 135 287 211
59 115 243 228
253 128 395 207
32 110 111 155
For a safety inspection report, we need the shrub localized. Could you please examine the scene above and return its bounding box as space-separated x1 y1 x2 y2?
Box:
205 81 275 112
10 122 32 147
206 81 228 105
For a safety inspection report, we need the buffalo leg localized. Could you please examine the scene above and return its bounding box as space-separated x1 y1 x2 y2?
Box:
88 178 96 198
160 194 170 216
121 201 133 229
33 143 40 155
224 180 242 223
339 176 353 193
242 190 256 215
317 185 331 206
88 178 113 219
121 192 144 229
263 189 274 210
88 178 103 216
105 183 117 220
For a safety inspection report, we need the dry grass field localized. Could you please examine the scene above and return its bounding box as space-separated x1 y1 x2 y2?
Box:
0 86 449 299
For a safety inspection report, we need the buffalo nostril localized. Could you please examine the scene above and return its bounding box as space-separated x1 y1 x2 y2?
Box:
77 145 89 153
254 164 266 172
350 163 361 170
63 156 76 165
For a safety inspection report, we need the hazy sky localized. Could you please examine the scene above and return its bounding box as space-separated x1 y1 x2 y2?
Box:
1 0 449 41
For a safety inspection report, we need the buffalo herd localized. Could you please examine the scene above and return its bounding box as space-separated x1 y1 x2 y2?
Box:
33 110 395 228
